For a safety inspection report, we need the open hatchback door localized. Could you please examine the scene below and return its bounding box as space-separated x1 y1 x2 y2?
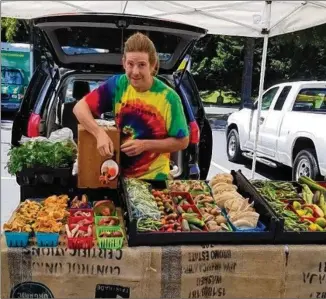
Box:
33 14 207 72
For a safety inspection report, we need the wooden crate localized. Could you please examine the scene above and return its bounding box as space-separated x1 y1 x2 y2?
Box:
77 125 120 189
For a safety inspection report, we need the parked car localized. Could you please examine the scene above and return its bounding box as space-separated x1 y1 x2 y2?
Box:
11 14 213 180
226 81 326 180
1 67 26 112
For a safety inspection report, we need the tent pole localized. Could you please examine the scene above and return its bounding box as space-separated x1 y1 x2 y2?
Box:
251 1 271 179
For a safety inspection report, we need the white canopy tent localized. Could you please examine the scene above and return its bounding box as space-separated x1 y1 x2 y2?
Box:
3 1 326 178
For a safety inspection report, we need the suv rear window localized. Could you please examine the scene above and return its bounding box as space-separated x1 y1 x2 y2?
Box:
293 88 326 112
65 80 100 103
55 27 180 61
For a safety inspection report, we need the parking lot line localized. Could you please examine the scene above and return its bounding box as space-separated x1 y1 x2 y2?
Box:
211 161 230 173
1 177 16 180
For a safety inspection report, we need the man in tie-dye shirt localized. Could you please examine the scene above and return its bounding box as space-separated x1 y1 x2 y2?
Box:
73 33 189 180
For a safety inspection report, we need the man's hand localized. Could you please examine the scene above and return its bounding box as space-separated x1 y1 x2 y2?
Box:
96 128 114 157
121 139 146 157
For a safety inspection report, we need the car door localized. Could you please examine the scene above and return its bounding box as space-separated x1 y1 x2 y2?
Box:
32 14 207 73
174 69 213 180
259 85 292 157
246 86 280 153
11 62 59 146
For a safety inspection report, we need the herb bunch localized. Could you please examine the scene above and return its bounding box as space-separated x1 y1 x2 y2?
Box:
6 140 77 175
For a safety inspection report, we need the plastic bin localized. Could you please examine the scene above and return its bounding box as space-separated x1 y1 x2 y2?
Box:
96 227 124 249
35 232 59 247
66 225 93 249
5 231 30 247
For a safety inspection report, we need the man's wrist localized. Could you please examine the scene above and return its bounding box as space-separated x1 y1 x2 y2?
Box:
142 139 150 152
94 126 104 139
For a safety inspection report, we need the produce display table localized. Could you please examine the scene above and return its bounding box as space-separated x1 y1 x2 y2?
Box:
1 239 325 298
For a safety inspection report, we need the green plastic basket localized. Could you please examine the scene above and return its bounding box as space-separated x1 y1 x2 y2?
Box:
96 226 124 249
93 207 117 217
95 216 120 229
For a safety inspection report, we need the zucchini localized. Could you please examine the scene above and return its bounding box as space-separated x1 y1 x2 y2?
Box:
299 176 326 192
189 224 202 231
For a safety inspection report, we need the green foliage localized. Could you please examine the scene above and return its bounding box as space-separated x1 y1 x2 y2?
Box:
192 24 326 99
1 17 19 42
6 141 77 175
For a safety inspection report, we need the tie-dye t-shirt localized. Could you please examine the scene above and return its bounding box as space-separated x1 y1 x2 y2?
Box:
84 74 189 180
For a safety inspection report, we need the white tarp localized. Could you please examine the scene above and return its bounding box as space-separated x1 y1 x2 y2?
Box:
3 0 326 179
2 1 326 37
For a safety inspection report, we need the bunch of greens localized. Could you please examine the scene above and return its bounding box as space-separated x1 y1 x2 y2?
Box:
251 180 308 232
6 140 77 175
125 178 161 221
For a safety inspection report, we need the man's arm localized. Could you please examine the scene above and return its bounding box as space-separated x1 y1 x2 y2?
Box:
73 77 116 156
73 99 102 138
121 137 189 157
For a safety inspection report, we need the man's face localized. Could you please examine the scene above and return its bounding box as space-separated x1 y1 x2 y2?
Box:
123 52 155 91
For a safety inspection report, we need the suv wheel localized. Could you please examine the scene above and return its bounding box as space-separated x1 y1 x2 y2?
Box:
292 149 319 181
227 129 242 162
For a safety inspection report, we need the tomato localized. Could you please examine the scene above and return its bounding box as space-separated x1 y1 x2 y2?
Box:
107 167 117 177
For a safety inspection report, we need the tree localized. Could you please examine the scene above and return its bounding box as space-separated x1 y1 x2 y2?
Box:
192 23 326 101
1 17 29 43
1 18 19 42
191 34 245 95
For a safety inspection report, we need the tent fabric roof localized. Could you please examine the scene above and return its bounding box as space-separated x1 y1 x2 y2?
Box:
2 1 326 37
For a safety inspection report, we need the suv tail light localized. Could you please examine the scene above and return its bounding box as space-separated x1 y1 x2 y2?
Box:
27 113 41 137
189 120 200 144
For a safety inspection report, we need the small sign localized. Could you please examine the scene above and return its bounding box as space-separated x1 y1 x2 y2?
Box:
10 281 54 298
95 284 130 298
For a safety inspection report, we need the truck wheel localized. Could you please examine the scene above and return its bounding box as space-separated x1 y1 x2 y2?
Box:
227 129 242 162
292 149 319 181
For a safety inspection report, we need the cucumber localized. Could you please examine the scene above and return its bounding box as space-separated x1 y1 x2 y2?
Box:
299 176 326 193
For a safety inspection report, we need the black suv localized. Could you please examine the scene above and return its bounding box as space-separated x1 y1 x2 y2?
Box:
12 14 213 180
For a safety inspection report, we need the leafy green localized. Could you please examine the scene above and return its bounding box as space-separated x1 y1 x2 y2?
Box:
6 140 77 175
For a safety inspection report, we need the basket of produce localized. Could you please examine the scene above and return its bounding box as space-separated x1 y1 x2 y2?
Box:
69 209 93 218
249 175 326 244
3 200 41 247
210 173 270 233
93 200 117 217
66 224 94 249
95 216 120 228
4 231 30 247
7 140 76 187
35 232 60 247
96 227 124 249
69 195 92 209
3 195 72 248
68 216 93 227
120 174 276 246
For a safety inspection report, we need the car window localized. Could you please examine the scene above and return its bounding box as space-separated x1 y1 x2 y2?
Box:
1 69 23 85
64 80 100 103
261 87 279 111
292 88 326 112
274 86 292 111
57 27 179 62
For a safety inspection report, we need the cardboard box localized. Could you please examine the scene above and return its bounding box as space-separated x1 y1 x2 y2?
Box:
77 125 120 189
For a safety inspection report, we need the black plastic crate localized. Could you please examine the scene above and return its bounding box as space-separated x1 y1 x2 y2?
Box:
120 174 277 246
237 172 326 244
16 165 73 187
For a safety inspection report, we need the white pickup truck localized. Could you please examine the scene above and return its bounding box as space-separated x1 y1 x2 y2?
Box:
226 81 326 180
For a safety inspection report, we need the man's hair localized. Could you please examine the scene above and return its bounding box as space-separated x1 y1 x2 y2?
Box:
124 32 159 75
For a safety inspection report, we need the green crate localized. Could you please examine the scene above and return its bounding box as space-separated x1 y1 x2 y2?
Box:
96 226 124 249
94 209 117 217
95 216 120 229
